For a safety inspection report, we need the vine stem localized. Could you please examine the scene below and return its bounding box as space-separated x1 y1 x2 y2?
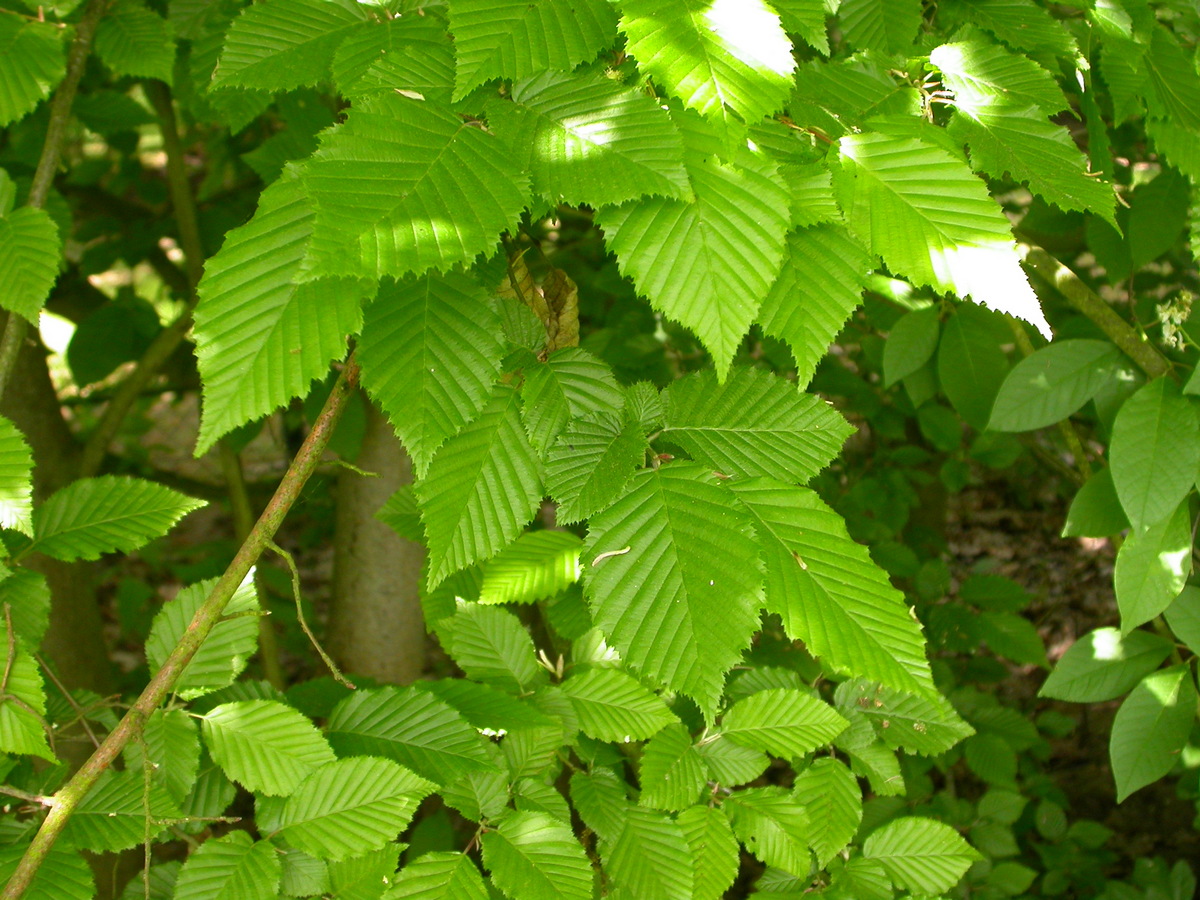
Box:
0 357 360 900
0 0 111 405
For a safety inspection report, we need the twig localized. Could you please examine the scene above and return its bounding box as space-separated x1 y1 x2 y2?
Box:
267 540 355 690
0 0 110 404
34 654 100 749
0 356 360 900
0 786 52 808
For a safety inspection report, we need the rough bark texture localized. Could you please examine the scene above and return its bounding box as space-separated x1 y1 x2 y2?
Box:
328 398 427 683
0 317 113 693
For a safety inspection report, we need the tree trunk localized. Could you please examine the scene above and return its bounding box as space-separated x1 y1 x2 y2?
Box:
328 398 427 683
0 317 113 694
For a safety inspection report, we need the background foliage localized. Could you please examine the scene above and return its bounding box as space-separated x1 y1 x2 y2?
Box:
1 0 1200 897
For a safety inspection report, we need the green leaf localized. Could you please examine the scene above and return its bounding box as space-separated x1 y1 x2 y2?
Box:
480 811 592 900
570 768 631 843
214 0 365 90
333 17 454 105
416 386 543 589
490 70 690 205
769 0 829 54
838 0 922 55
302 94 529 281
834 130 1049 336
202 699 336 796
443 603 547 694
478 531 582 606
0 414 33 535
883 306 940 389
279 757 434 860
758 224 872 388
581 465 764 718
1110 378 1199 531
977 611 1047 667
960 0 1077 58
1165 585 1200 656
937 305 1009 429
0 844 93 900
0 12 64 127
545 410 647 525
1110 665 1198 802
606 808 693 900
562 667 677 742
863 816 982 894
596 113 791 374
326 685 498 787
1040 627 1174 702
697 733 768 786
1063 467 1130 538
520 348 625 453
677 805 740 900
358 273 505 477
94 0 174 83
130 709 202 804
1115 500 1192 634
729 479 934 697
638 722 706 811
28 476 204 562
329 846 400 900
617 0 796 146
145 574 260 699
449 0 617 100
663 368 852 483
990 340 1126 432
66 770 181 852
0 569 50 649
0 207 61 321
1144 26 1200 134
931 38 1069 116
385 852 488 900
0 615 52 760
724 787 810 876
721 688 848 758
791 758 862 867
836 679 974 756
174 832 281 900
193 169 369 454
417 679 558 732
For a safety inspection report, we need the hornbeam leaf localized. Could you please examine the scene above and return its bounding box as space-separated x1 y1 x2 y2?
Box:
416 386 543 589
386 852 488 900
65 770 182 852
0 845 92 900
0 616 52 761
597 118 790 375
358 273 505 477
758 224 873 389
720 688 848 758
570 769 630 842
617 0 796 147
677 805 740 900
520 348 625 453
332 16 455 104
724 787 810 875
663 367 852 483
327 847 401 900
194 169 369 454
729 479 934 697
490 70 690 205
605 808 693 900
279 757 434 861
449 0 617 100
28 476 205 562
478 531 582 606
1144 25 1200 133
174 832 280 900
326 685 498 787
959 0 1077 58
545 410 647 525
0 12 64 127
835 679 974 756
838 0 922 55
639 723 706 811
931 38 1069 115
769 0 829 54
0 570 50 650
791 758 862 867
302 94 529 281
443 603 547 694
212 0 366 91
1110 664 1197 802
0 207 61 321
94 0 175 84
0 415 33 535
146 575 259 700
202 700 336 796
863 817 982 894
481 811 592 900
131 709 202 805
834 131 1049 336
561 667 678 742
582 465 764 718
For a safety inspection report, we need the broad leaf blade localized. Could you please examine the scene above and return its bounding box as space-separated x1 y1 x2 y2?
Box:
1040 627 1174 702
639 722 706 811
863 816 982 894
545 410 647 525
561 667 678 742
478 531 582 606
480 811 592 900
0 207 62 321
724 787 810 875
0 13 64 127
202 699 336 796
174 831 281 900
1114 500 1192 634
990 340 1125 432
791 758 862 867
385 852 488 900
677 805 739 900
1111 665 1198 802
605 808 693 900
0 414 33 535
721 688 847 758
